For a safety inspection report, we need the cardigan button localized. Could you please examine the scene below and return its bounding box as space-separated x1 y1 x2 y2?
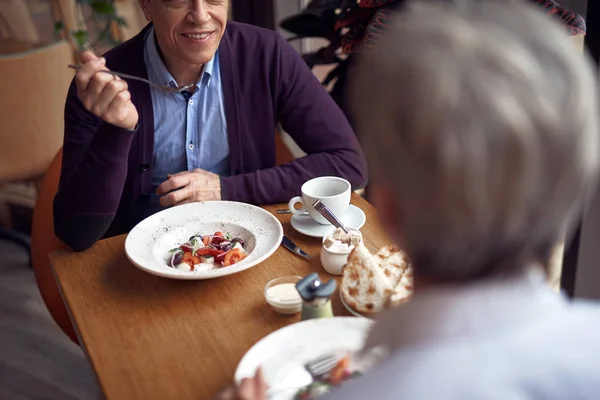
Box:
140 164 150 172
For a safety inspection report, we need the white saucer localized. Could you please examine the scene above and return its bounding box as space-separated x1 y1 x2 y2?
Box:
290 204 366 238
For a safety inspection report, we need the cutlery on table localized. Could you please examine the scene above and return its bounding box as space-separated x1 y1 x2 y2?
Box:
281 236 311 261
276 209 308 215
304 348 388 378
67 64 196 94
267 347 388 397
303 353 343 379
312 200 349 233
266 353 343 398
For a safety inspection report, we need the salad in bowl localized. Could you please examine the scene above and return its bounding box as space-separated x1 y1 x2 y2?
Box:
168 231 248 272
125 201 283 280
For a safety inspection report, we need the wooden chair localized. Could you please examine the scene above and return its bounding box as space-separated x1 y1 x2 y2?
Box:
31 148 78 343
0 40 73 183
0 40 73 256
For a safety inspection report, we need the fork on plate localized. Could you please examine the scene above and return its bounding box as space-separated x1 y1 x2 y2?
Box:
266 353 343 397
67 64 196 94
303 353 343 379
266 347 387 397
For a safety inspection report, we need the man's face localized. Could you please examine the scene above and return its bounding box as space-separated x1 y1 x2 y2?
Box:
138 0 228 66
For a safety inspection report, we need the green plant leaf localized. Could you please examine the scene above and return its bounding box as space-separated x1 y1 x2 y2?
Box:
72 30 89 47
72 0 126 48
90 1 116 14
53 21 64 32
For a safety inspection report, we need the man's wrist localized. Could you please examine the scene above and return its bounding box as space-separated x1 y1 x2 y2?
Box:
125 123 139 132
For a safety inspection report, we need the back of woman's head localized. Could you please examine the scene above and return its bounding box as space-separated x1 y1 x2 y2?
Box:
352 0 600 282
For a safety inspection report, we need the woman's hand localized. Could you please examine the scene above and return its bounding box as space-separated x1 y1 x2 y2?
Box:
212 368 267 400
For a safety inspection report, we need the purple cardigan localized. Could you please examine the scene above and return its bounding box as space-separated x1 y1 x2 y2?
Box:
54 22 368 251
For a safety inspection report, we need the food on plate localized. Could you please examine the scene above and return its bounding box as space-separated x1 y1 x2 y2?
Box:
323 228 362 252
295 355 362 399
341 242 413 314
167 231 248 272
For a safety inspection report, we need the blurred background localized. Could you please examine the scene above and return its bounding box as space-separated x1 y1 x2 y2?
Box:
0 1 596 399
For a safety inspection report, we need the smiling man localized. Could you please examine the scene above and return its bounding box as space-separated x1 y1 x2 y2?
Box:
54 0 368 251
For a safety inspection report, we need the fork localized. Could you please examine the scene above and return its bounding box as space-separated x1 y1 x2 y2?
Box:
304 353 342 379
266 354 342 397
67 64 196 94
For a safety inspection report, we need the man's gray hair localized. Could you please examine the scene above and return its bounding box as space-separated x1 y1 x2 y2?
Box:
352 0 600 281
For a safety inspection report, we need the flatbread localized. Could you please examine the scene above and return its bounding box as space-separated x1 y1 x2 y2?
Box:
341 243 413 314
389 270 414 307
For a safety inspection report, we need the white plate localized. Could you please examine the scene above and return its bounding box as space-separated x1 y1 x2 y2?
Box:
235 317 373 400
290 205 366 238
124 201 283 280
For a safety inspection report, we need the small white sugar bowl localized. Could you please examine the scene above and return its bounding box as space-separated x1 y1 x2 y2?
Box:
320 229 362 275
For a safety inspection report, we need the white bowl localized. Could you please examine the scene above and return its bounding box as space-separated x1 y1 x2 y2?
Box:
320 229 362 275
125 201 283 280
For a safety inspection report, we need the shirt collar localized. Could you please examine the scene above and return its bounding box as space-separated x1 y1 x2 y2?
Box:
145 26 215 88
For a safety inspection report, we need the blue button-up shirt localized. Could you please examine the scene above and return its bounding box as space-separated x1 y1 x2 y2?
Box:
143 28 229 216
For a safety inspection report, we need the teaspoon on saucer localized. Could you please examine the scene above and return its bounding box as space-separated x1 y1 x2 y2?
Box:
312 200 349 234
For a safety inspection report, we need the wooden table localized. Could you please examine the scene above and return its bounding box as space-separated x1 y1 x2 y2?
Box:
50 194 389 399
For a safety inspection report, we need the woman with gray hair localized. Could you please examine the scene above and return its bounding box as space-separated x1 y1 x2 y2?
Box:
325 0 600 399
215 1 600 399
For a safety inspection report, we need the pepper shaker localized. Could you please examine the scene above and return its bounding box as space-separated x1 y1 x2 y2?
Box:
295 272 336 320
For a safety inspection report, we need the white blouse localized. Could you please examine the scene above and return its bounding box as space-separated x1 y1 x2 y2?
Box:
324 269 600 399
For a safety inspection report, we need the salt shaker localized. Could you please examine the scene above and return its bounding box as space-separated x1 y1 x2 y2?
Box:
295 272 336 320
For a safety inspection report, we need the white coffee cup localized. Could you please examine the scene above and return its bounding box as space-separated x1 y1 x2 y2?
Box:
288 176 351 225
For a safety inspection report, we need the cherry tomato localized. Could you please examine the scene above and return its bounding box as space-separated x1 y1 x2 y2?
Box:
223 248 246 267
196 248 224 257
211 236 226 245
182 252 194 267
196 248 212 256
328 356 350 385
215 252 227 264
